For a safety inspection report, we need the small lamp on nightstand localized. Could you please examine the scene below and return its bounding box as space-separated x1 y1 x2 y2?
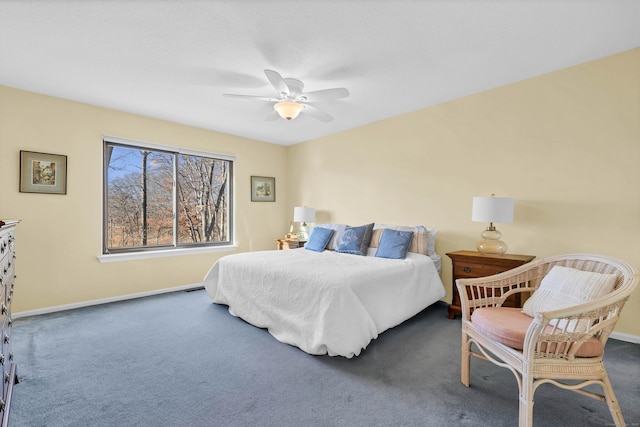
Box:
472 194 514 255
293 206 316 240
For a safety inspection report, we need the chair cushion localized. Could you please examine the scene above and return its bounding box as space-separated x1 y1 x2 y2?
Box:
471 307 604 357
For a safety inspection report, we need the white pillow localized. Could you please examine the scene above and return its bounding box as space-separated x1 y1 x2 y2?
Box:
522 266 617 331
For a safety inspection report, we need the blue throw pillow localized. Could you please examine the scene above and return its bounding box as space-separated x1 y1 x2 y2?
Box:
375 229 414 259
305 227 335 252
336 223 375 256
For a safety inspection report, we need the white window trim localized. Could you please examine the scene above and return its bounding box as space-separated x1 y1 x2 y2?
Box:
97 244 237 263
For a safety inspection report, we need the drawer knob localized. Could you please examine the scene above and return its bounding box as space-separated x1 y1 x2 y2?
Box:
463 266 471 273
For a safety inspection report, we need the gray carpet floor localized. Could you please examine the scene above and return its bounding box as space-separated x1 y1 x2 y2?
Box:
9 288 640 427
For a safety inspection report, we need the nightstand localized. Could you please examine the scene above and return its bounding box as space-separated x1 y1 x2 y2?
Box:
275 238 306 250
446 250 535 319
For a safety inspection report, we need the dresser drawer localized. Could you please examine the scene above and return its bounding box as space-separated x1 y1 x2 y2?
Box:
0 256 7 290
0 233 9 261
1 316 10 394
1 317 10 348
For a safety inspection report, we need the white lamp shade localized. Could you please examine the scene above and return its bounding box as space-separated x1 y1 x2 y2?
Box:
293 206 316 223
472 196 514 224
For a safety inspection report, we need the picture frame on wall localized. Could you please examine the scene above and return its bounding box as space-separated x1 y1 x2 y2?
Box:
251 176 275 202
19 150 68 194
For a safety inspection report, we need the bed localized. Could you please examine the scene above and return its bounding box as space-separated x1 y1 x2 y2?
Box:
203 223 446 358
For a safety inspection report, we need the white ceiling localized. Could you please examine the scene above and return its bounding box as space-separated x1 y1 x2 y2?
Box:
1 1 639 146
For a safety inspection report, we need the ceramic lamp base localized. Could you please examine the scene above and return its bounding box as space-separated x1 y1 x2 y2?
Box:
477 227 507 255
296 223 310 241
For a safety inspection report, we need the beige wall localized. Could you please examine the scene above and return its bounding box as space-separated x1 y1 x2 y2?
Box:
2 48 638 338
288 49 640 337
0 86 290 312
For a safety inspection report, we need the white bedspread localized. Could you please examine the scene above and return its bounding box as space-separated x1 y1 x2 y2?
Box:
203 248 445 358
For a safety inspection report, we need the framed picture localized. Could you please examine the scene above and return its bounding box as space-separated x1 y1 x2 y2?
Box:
251 176 275 202
19 150 68 194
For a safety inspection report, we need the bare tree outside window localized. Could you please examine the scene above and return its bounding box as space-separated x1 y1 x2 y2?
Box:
177 154 229 244
103 140 233 254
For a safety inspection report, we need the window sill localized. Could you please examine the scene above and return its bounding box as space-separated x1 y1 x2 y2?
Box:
97 245 237 263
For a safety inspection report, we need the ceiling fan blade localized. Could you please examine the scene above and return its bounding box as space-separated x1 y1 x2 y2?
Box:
284 78 304 98
223 93 278 102
301 87 349 103
264 69 289 97
302 104 333 122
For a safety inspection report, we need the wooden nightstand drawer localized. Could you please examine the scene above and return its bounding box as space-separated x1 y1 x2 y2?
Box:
275 238 306 250
453 262 508 278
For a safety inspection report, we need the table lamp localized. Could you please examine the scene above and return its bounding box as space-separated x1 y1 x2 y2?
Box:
471 194 514 255
293 206 316 240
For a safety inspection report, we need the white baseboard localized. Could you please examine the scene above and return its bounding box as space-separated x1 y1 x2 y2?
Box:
610 331 640 344
13 283 205 319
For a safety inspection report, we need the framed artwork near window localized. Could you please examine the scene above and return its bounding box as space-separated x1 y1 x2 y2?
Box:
251 176 275 202
19 150 68 194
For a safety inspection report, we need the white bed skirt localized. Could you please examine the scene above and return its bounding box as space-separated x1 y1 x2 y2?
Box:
203 248 446 358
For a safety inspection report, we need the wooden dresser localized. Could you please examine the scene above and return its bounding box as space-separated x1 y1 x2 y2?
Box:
446 250 535 319
0 220 18 426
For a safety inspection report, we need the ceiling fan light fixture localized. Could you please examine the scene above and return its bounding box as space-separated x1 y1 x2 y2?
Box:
274 101 304 120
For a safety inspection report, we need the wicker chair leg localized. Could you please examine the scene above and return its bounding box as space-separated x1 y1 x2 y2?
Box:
518 376 534 427
601 373 625 427
461 332 470 387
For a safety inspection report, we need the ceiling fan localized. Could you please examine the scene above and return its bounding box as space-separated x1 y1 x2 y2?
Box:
223 69 349 122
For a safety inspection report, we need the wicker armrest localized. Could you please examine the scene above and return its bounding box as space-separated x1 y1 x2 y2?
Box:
456 262 540 320
523 282 637 360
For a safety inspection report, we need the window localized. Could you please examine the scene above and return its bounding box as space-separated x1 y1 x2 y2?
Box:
103 137 233 254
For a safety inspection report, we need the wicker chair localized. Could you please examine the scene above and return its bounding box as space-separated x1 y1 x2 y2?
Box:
457 253 638 427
